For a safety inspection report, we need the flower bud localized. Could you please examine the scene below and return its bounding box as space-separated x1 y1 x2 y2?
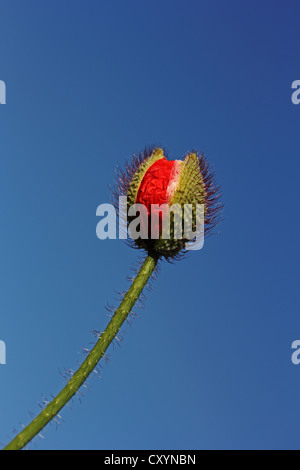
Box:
113 146 222 258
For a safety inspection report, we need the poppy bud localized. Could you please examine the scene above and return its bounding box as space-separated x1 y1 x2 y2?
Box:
113 146 222 258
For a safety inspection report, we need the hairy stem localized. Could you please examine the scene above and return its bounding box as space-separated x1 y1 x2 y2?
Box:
4 254 159 450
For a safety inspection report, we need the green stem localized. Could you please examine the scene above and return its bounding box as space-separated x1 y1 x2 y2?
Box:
4 254 159 450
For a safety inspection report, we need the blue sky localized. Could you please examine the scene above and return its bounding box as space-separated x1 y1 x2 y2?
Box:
0 0 300 450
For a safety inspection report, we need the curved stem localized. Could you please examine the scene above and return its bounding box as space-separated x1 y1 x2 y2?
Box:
4 254 159 450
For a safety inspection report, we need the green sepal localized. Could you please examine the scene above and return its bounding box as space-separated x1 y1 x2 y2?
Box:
153 153 206 256
127 148 165 208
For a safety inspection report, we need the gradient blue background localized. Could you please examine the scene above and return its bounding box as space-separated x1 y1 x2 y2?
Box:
0 0 299 450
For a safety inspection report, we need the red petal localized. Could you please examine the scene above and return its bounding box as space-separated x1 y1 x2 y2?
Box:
136 158 175 210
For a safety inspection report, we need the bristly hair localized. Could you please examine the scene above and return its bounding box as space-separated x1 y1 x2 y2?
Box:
110 146 223 258
110 145 162 208
109 145 166 254
196 150 223 236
